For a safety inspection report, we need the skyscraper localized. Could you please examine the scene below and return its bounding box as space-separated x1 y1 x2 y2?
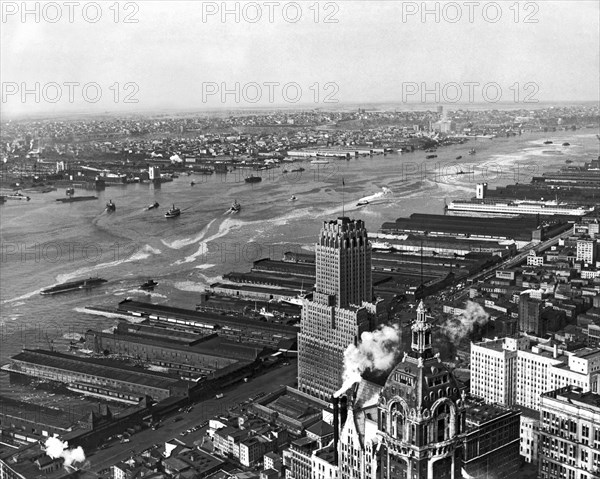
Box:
298 217 378 400
334 302 467 479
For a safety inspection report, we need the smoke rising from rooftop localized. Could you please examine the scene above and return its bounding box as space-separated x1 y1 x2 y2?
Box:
335 324 401 397
440 300 490 343
44 437 86 469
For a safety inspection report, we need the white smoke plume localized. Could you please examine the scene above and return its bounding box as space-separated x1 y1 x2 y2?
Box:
44 437 86 469
335 324 401 397
440 301 490 343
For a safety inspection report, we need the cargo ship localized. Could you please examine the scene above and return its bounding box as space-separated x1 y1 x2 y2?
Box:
40 277 107 295
56 196 98 203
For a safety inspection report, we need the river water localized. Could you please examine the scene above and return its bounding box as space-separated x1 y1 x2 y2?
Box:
1 129 598 370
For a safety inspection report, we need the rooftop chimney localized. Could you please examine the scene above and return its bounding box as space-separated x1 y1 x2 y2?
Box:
331 395 339 465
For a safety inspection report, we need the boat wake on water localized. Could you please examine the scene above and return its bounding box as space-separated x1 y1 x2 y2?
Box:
55 244 162 284
171 217 244 266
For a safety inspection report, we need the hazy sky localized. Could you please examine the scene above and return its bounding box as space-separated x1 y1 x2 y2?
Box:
1 1 599 117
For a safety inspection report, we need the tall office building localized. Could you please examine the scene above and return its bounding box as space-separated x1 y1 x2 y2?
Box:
538 386 600 479
471 337 600 411
298 217 378 400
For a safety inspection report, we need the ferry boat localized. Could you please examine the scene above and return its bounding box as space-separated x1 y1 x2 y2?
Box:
446 198 595 217
311 159 329 165
105 200 116 212
245 175 262 183
140 279 158 290
371 241 393 251
165 204 181 218
147 201 159 210
7 192 30 201
228 200 241 213
40 277 107 295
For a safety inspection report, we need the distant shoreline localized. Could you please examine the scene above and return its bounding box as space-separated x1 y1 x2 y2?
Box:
2 100 599 122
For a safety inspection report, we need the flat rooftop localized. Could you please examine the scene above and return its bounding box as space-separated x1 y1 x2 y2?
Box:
117 300 299 335
466 400 517 425
9 349 181 390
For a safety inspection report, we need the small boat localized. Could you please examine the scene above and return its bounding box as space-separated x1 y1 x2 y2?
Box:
426 154 437 159
291 167 305 172
357 200 369 207
456 156 462 160
66 187 75 196
543 140 553 145
311 159 329 164
245 175 262 183
147 201 159 210
105 200 116 212
191 181 196 186
140 279 158 290
468 148 476 155
165 204 181 218
289 195 297 201
228 200 241 213
457 170 466 175
562 142 570 146
282 169 289 174
565 159 573 164
7 192 30 201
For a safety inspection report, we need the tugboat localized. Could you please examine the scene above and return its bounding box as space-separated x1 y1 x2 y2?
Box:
140 279 158 290
165 204 181 218
7 192 30 201
147 201 160 210
468 148 476 155
245 175 262 184
105 200 116 212
228 200 241 214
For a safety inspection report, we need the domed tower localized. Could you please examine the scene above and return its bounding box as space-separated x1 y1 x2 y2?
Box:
376 301 466 479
